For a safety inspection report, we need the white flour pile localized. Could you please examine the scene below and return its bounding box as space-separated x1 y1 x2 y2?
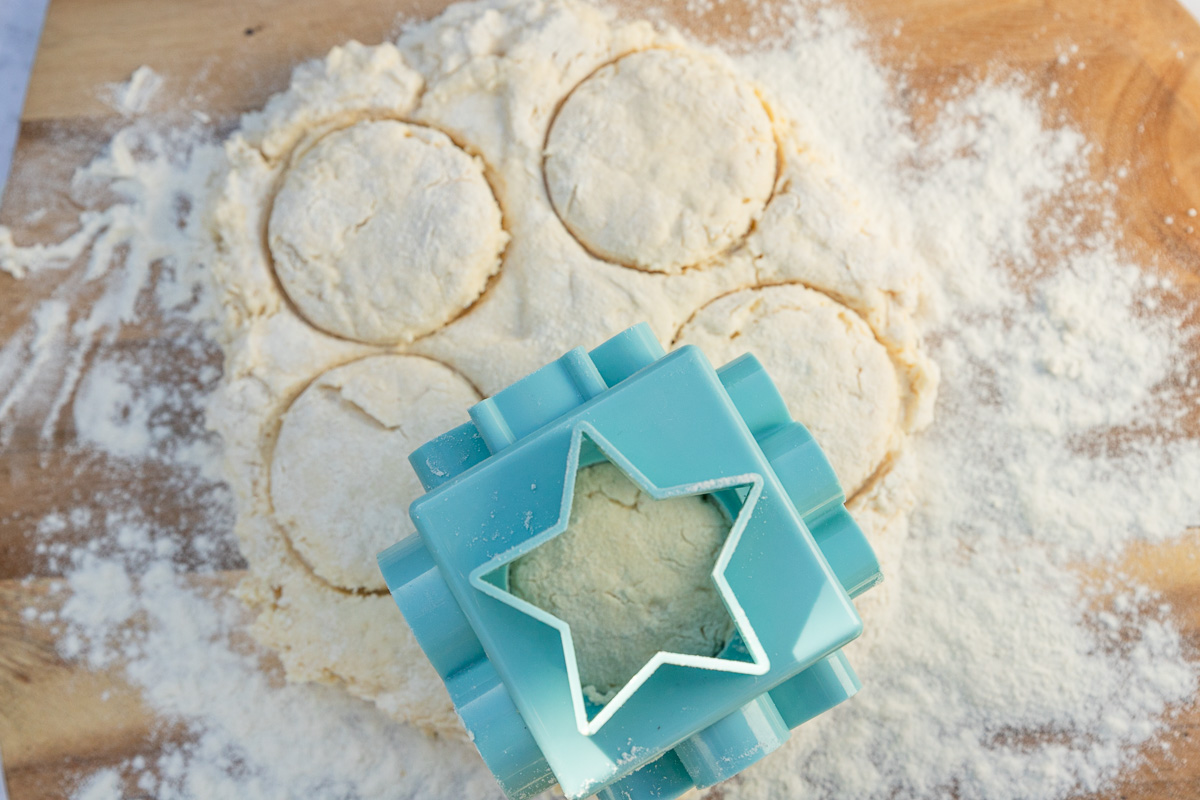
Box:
1 1 1198 799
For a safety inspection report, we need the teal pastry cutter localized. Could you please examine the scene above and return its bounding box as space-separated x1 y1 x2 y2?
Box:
378 323 882 800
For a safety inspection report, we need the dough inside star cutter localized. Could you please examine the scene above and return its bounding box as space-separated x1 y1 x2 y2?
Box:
491 445 769 733
508 460 737 707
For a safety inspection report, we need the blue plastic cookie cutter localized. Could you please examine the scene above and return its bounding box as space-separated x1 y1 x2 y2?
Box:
378 323 882 800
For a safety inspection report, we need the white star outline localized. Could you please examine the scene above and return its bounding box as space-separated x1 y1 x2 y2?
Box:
469 422 772 737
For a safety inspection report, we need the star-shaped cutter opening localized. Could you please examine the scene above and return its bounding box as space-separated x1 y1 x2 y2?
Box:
468 423 771 736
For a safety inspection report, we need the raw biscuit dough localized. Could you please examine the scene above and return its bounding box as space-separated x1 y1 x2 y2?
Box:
676 285 900 494
508 462 734 703
207 0 933 742
268 120 507 345
544 49 776 274
270 354 481 591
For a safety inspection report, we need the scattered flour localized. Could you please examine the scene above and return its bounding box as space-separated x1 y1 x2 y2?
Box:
0 1 1197 800
51 519 499 799
72 358 160 461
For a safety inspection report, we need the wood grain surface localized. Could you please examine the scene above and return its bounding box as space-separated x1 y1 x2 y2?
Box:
1 0 1198 799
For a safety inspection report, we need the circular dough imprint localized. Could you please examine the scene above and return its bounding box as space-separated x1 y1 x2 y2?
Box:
508 462 735 704
544 49 776 274
268 120 508 345
249 575 464 739
270 354 481 591
676 285 900 494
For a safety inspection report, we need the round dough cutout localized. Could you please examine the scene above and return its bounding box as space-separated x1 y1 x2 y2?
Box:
269 120 508 345
509 462 734 703
270 355 481 591
676 285 900 494
544 49 776 274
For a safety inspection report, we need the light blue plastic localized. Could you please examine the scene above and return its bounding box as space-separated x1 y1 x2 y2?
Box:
378 323 882 800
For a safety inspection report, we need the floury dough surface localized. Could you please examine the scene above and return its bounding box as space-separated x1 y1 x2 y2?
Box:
509 462 736 703
544 49 777 273
204 0 936 740
268 120 507 345
270 355 480 591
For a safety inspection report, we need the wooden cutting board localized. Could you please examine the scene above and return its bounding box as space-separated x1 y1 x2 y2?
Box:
1 0 1198 798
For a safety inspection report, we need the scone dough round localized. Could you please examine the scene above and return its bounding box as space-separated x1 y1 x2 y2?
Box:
268 120 508 345
270 355 480 591
544 49 776 274
509 462 734 703
676 285 900 494
249 576 464 738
